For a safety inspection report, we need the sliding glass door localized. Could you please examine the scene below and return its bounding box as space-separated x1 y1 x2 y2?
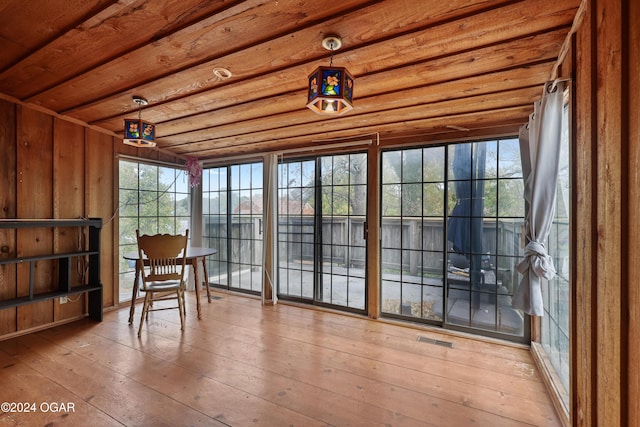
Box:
277 153 367 312
202 162 263 294
380 147 446 322
381 139 528 342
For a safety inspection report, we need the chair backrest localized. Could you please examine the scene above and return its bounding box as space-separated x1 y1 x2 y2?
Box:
136 230 189 289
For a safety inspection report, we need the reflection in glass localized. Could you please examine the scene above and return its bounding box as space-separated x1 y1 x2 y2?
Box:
277 154 367 312
381 141 526 341
423 147 445 182
402 183 422 217
203 163 263 293
118 159 190 304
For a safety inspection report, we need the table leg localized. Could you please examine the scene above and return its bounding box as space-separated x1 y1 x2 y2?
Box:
192 259 202 319
201 257 211 303
128 260 141 324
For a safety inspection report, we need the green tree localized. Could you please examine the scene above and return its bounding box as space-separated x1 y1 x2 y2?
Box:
382 147 446 217
118 160 189 270
319 153 367 216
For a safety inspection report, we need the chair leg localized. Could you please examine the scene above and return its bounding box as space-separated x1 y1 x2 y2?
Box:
177 289 185 331
138 293 150 337
146 292 153 321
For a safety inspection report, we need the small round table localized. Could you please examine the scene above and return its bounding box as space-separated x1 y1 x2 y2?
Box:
123 247 217 324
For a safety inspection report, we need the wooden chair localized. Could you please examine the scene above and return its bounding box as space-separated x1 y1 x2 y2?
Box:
135 229 189 337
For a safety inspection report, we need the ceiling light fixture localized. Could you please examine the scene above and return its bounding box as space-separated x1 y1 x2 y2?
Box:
306 34 354 116
212 67 233 80
123 96 156 148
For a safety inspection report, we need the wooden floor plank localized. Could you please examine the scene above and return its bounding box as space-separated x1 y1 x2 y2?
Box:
53 314 436 426
175 295 552 401
252 297 535 362
0 346 123 426
0 335 226 427
1 331 326 427
40 323 419 427
151 296 559 425
0 290 561 426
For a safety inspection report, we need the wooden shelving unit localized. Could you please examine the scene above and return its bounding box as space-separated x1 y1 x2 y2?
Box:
0 218 103 321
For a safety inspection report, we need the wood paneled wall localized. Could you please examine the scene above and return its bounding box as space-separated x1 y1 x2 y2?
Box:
573 0 638 425
0 99 183 339
0 100 17 336
628 0 640 423
0 102 116 336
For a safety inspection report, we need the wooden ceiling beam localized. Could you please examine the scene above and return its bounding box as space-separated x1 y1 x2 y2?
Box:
34 0 573 119
171 90 536 157
156 62 551 140
0 0 246 99
0 0 581 159
159 81 543 148
183 106 532 158
91 28 565 137
21 0 386 110
0 0 120 73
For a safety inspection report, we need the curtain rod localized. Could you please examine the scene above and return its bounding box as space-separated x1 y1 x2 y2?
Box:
117 153 185 169
549 0 588 81
278 138 372 155
201 138 373 167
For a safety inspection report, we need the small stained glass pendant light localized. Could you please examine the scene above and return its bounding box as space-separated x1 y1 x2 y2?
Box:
123 96 156 147
307 35 354 116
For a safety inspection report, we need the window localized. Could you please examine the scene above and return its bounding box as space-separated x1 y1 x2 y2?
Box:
381 139 527 342
202 162 263 294
277 153 367 312
118 159 190 303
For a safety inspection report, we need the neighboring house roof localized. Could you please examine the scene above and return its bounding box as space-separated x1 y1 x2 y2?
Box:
233 199 263 215
279 198 314 215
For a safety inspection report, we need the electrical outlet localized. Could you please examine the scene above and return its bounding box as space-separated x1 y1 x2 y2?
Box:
59 296 68 304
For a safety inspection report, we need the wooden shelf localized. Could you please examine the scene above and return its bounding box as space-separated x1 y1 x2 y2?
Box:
0 218 103 228
0 218 103 321
0 285 102 309
0 250 99 265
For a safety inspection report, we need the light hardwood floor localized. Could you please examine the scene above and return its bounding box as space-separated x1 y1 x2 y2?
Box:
0 291 561 426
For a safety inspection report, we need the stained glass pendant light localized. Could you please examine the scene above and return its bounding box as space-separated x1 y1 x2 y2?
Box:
307 35 354 116
123 96 156 147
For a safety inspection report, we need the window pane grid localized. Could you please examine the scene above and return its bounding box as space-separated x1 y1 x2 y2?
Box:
204 163 263 294
277 154 367 312
381 140 527 341
278 160 315 300
118 159 189 304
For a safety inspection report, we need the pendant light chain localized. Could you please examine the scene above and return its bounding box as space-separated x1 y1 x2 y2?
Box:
329 41 334 67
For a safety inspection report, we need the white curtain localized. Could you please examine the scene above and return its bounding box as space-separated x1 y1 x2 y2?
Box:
512 81 565 316
262 153 278 305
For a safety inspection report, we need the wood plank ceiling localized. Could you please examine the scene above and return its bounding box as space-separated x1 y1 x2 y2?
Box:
0 0 580 160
